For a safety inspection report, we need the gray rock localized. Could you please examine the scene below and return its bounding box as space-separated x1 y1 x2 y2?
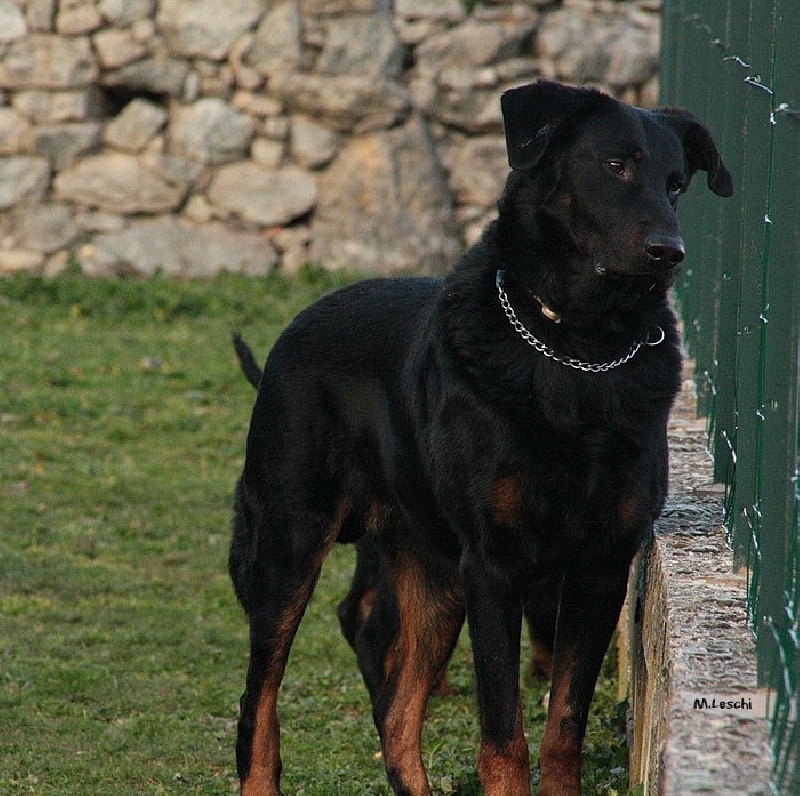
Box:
0 35 97 90
74 210 126 233
394 0 464 22
169 98 253 164
251 139 285 169
0 0 27 42
12 89 101 123
229 34 263 91
604 26 659 88
54 153 186 213
495 56 542 84
271 72 410 132
536 7 658 88
0 108 32 155
0 249 46 274
301 0 391 15
311 114 460 274
273 225 311 274
247 1 305 78
92 28 148 69
56 0 102 35
447 136 508 207
536 8 608 83
231 91 282 119
32 122 101 170
26 0 57 32
157 0 264 61
98 0 154 25
16 204 80 253
140 152 203 186
418 79 503 134
415 9 536 73
208 163 317 226
317 15 404 79
290 116 339 170
103 99 167 152
0 157 51 208
102 57 189 98
86 217 277 276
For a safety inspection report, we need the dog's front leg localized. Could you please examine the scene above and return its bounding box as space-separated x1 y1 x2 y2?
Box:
537 565 629 796
461 550 530 796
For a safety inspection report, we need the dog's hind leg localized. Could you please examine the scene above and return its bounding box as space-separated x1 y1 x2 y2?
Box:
338 533 458 700
336 535 383 650
234 504 342 796
356 551 464 796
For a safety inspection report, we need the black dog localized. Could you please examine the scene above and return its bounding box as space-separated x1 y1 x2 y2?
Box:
229 80 732 796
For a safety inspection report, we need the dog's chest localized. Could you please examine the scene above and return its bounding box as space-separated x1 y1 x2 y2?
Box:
486 420 666 545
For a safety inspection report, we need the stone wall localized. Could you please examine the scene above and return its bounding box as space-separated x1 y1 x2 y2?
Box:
0 0 661 277
626 367 773 794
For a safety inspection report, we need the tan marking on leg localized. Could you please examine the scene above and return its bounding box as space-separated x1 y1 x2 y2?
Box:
491 474 526 526
365 499 387 534
242 683 282 796
528 632 553 681
242 511 341 796
430 663 456 697
477 701 530 796
538 660 581 796
380 555 463 796
358 586 376 623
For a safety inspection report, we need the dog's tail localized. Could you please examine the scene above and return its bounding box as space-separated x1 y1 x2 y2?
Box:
231 331 263 389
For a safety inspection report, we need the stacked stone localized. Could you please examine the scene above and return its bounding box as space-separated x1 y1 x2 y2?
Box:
0 0 660 277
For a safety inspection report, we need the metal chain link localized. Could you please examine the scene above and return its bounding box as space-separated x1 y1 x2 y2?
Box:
495 270 663 373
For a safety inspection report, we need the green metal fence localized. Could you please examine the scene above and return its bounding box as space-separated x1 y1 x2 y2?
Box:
661 1 799 790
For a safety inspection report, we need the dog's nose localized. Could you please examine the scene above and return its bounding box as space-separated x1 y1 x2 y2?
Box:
644 235 685 264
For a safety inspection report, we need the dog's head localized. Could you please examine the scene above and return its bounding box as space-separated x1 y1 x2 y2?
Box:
500 81 733 283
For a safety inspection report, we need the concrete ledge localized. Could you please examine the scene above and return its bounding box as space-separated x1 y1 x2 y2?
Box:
627 372 774 794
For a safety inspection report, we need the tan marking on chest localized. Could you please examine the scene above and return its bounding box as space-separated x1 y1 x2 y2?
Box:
491 474 527 527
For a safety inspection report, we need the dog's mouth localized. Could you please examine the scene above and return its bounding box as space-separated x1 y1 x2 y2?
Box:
594 260 682 286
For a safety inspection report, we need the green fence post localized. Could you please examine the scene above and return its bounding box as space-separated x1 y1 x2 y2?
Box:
762 1 800 788
711 0 749 502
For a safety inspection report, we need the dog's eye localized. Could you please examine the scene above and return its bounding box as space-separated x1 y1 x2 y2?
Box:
605 160 627 177
667 176 686 201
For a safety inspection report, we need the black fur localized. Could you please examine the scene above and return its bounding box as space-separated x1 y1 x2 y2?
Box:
231 331 262 389
229 81 732 796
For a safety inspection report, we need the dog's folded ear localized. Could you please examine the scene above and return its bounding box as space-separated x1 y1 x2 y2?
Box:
501 80 606 171
657 108 734 197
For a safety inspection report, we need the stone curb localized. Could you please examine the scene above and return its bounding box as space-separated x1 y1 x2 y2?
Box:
626 367 774 794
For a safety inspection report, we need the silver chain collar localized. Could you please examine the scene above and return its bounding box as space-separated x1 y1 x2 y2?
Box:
495 270 665 373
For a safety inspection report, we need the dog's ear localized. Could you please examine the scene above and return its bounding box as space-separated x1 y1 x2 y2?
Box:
657 108 734 197
501 81 607 171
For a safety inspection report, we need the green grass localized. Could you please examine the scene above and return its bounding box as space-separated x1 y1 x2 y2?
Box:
0 266 628 794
